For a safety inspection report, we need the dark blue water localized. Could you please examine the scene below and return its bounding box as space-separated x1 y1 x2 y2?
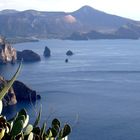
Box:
1 39 140 140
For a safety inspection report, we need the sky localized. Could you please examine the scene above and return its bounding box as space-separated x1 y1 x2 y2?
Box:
0 0 140 20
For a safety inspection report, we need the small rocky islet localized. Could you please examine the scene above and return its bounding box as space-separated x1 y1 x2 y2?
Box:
44 46 51 57
17 50 41 62
66 50 73 56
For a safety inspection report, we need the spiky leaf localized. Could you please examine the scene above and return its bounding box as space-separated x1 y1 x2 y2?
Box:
0 62 22 100
33 106 42 127
41 122 46 138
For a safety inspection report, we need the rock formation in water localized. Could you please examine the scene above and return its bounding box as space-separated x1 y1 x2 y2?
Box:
65 58 68 63
0 76 41 106
13 80 41 102
17 50 41 62
0 36 16 64
0 76 17 106
66 50 73 56
44 46 51 57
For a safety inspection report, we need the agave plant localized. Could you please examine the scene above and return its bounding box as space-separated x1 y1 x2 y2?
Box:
0 63 71 140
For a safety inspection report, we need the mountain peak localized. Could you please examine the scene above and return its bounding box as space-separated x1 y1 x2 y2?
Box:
73 5 101 15
77 5 97 12
0 6 136 39
80 5 95 11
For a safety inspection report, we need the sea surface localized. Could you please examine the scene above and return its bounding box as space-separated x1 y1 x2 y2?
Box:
1 39 140 140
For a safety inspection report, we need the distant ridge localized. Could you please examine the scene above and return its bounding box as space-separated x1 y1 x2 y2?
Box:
0 5 139 40
0 9 19 14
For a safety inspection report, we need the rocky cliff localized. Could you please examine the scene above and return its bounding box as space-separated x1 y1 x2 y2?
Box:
13 80 41 101
0 36 16 64
0 76 17 106
0 75 40 106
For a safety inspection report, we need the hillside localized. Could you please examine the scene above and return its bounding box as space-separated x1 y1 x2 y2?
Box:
0 5 139 39
71 6 134 32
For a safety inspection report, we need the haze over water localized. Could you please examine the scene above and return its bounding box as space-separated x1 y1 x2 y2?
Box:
1 39 140 140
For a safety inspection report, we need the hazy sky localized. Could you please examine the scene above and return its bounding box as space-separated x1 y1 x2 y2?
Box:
0 0 140 20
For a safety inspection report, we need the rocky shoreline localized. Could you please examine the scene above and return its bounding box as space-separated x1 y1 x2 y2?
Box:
0 76 41 106
0 36 74 107
7 37 39 44
0 36 16 64
0 36 42 63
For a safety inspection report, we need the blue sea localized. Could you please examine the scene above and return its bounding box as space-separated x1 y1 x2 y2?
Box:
1 39 140 140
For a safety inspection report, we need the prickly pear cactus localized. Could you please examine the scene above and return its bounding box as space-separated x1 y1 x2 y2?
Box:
0 110 71 140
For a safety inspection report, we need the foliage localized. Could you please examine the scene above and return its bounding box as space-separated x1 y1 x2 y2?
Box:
0 109 71 140
0 63 71 140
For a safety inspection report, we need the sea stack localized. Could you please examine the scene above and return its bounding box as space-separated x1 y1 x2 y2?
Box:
44 46 51 57
66 50 73 56
65 59 69 63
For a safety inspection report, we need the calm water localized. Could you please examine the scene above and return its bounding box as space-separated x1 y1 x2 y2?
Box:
1 39 140 140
